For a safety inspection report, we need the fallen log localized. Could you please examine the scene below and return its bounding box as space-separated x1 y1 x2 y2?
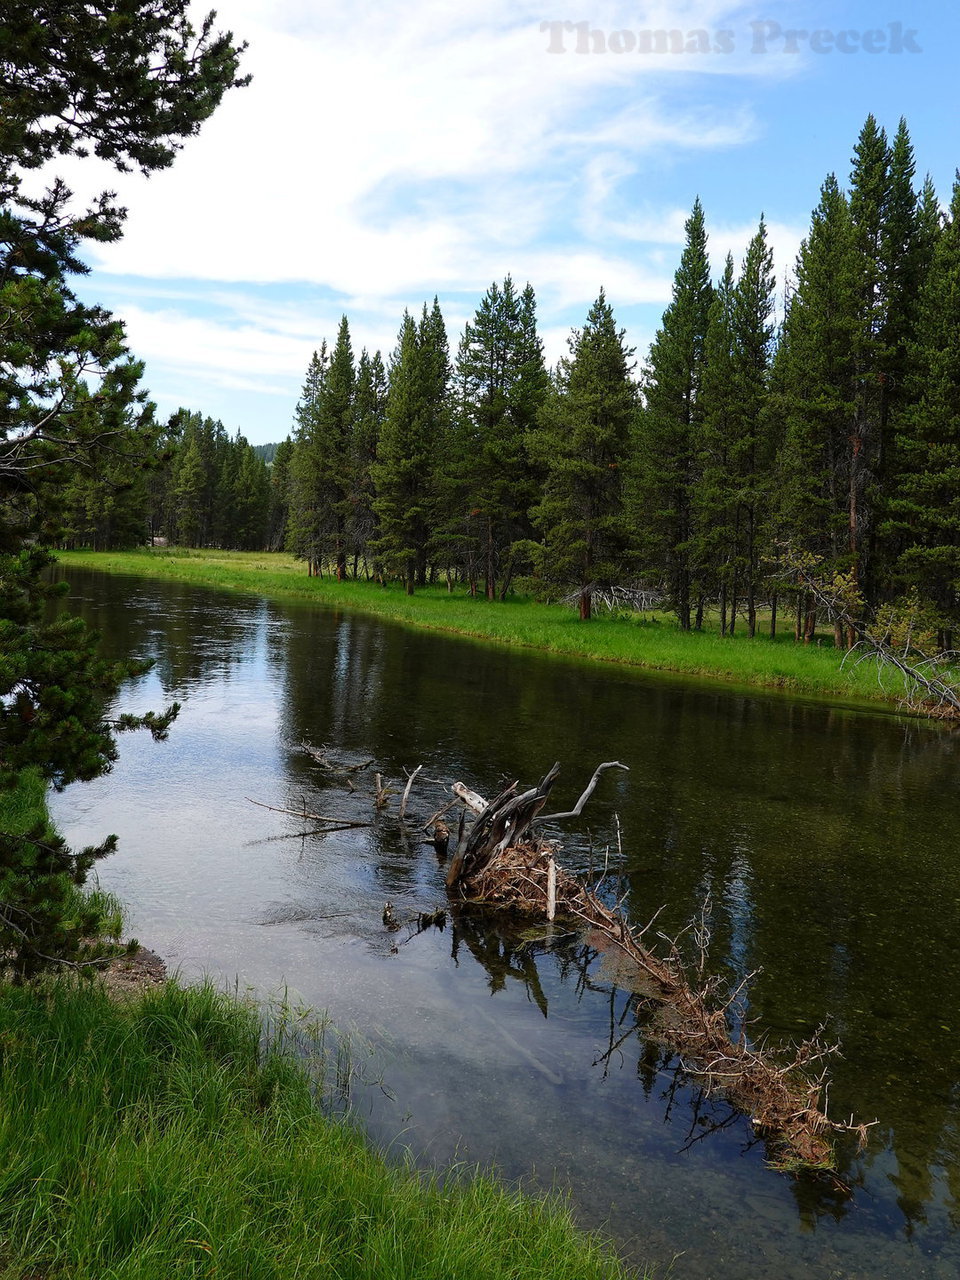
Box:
445 763 869 1172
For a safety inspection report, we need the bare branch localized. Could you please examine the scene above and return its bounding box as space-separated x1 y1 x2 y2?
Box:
537 761 630 822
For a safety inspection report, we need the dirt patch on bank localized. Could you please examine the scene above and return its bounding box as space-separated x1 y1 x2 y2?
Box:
100 946 167 997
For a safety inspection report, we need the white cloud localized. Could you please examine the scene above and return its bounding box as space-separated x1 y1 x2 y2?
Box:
28 0 828 436
50 0 784 296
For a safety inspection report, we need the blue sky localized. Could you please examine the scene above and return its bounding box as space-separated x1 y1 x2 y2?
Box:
54 0 960 445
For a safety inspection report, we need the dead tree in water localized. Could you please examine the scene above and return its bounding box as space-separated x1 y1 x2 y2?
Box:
446 761 628 888
445 761 869 1172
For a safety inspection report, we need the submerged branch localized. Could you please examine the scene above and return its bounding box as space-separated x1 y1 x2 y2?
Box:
245 797 372 828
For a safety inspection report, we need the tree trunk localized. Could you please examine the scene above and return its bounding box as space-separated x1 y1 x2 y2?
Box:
769 593 777 640
579 587 592 621
804 602 818 644
485 517 496 601
720 584 728 636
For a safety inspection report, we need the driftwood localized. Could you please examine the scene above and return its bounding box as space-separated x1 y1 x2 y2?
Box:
399 764 422 821
446 763 560 889
245 797 372 829
445 763 868 1171
537 760 629 822
299 741 375 791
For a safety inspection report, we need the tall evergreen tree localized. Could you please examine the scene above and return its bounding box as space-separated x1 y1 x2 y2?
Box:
371 310 440 593
770 176 860 590
529 291 636 619
1 0 244 974
886 175 960 638
730 219 776 635
633 198 713 629
347 349 387 575
172 431 208 546
285 319 356 576
286 344 328 573
693 253 738 629
266 437 294 551
452 277 549 599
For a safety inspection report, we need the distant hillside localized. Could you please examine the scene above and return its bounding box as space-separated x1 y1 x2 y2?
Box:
252 442 283 465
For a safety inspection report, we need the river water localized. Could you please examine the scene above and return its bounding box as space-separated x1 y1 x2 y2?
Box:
50 568 960 1279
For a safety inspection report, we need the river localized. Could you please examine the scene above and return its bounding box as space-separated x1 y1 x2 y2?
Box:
50 567 960 1279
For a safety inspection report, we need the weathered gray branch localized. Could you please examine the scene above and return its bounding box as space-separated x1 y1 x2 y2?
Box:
245 797 372 827
536 761 630 822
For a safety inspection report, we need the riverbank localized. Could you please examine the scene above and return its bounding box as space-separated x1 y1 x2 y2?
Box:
59 547 913 710
0 774 640 1277
0 977 637 1280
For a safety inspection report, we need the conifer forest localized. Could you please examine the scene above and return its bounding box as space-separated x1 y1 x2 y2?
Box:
52 116 960 648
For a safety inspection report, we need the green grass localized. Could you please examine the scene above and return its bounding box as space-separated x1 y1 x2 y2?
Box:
0 978 640 1279
58 547 916 710
0 767 51 836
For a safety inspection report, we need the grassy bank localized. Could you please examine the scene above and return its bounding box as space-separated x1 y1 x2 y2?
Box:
59 547 912 710
0 978 638 1279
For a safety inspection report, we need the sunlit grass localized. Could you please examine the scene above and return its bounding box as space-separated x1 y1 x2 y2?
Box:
57 548 914 710
0 978 640 1280
0 767 51 835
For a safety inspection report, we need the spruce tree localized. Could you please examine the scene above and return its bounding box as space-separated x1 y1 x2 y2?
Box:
172 432 208 546
770 176 859 602
348 350 387 575
529 291 636 619
693 254 738 630
267 437 294 551
286 345 329 573
1 1 243 974
634 198 713 629
887 175 960 637
371 311 436 593
729 218 776 636
452 277 548 599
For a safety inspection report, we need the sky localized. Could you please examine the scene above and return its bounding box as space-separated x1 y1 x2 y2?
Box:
50 0 960 445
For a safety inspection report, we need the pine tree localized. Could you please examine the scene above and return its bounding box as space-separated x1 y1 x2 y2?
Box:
887 175 960 637
347 350 387 576
0 1 243 974
267 437 294 551
770 175 859 602
284 320 356 576
693 253 738 629
371 311 437 593
874 130 941 595
634 198 714 629
172 433 207 546
529 291 636 619
286 345 328 573
416 299 451 585
729 218 776 635
232 440 270 550
452 277 549 599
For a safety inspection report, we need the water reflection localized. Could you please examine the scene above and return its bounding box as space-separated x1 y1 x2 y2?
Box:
50 567 960 1277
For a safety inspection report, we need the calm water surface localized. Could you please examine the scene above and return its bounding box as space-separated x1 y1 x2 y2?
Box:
51 569 960 1279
